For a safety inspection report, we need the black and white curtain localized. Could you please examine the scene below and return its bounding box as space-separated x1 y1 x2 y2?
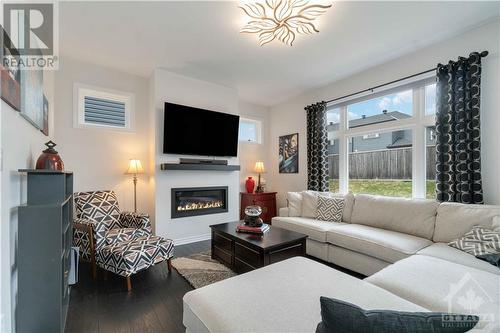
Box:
435 52 484 204
305 101 329 192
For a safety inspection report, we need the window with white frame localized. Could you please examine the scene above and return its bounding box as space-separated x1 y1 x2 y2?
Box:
326 77 436 198
74 83 134 131
239 117 262 143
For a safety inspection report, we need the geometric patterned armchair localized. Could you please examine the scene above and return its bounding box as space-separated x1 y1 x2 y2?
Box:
73 190 174 291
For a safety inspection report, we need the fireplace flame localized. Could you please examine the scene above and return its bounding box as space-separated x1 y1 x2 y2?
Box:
177 200 224 211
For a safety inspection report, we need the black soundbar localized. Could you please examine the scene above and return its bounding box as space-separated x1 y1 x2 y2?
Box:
179 158 228 165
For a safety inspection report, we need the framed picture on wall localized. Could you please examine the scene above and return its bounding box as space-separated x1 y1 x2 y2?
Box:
20 63 44 130
279 133 299 173
42 94 49 136
0 28 22 111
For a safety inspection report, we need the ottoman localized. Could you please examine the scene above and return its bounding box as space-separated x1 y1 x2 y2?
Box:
98 235 174 289
183 257 427 332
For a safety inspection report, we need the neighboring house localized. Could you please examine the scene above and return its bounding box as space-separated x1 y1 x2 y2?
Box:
327 110 436 154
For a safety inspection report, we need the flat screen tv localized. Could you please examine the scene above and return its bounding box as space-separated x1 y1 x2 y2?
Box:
163 102 240 157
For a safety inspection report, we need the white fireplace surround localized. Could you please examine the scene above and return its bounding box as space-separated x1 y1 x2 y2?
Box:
153 69 246 245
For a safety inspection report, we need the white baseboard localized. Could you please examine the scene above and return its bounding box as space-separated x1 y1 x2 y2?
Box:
173 233 211 246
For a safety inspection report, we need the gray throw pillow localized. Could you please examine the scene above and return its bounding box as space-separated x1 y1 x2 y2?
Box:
316 297 479 333
316 196 344 222
476 253 500 267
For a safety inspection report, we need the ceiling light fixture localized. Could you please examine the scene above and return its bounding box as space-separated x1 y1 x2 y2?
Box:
239 0 332 46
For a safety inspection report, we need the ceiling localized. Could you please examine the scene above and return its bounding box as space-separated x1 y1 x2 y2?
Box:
59 1 500 106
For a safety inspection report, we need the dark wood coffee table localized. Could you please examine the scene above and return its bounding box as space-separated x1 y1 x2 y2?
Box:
210 221 307 274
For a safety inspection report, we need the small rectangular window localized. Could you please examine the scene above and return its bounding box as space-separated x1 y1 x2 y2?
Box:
74 83 134 131
362 133 380 140
239 118 262 143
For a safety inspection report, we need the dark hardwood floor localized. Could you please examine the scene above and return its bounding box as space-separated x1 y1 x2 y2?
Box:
65 239 363 333
65 240 211 333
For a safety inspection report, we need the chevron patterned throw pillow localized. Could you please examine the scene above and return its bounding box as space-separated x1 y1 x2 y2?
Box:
449 226 500 257
316 196 345 223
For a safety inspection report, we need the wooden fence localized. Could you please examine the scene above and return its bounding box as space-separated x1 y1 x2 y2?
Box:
329 146 436 180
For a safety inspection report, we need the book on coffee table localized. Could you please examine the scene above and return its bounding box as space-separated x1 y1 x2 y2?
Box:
236 223 270 235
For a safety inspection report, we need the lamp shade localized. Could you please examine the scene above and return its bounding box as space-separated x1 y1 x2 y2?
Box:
254 161 265 173
125 159 144 175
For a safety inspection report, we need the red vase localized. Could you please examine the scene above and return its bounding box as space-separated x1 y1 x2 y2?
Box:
245 177 255 193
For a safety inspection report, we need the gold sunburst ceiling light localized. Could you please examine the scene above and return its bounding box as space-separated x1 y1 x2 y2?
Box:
239 0 332 46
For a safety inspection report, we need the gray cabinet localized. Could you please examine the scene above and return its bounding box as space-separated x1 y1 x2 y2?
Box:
17 170 73 333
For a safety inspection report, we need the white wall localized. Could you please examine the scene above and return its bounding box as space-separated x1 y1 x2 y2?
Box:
1 71 55 333
53 57 154 221
238 100 270 192
153 70 269 244
267 20 500 207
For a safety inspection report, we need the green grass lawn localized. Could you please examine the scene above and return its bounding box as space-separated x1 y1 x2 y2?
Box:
329 180 436 199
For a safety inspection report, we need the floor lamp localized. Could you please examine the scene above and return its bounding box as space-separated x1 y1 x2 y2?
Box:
125 159 144 212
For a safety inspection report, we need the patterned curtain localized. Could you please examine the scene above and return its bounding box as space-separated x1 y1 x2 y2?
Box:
305 101 329 192
435 52 483 204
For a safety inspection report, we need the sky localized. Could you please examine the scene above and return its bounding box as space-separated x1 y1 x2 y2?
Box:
239 121 256 142
327 84 436 124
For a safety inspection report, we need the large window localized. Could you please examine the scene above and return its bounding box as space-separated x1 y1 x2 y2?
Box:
348 89 413 129
326 77 436 198
348 130 413 198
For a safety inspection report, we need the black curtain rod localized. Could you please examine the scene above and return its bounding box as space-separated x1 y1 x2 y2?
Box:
326 50 489 105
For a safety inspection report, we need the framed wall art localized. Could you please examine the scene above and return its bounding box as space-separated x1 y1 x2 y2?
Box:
279 133 299 173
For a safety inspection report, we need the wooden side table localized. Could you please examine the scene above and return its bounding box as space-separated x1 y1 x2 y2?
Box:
240 192 277 223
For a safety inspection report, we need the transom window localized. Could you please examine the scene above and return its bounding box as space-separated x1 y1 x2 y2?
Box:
74 83 134 131
239 117 262 143
327 77 436 199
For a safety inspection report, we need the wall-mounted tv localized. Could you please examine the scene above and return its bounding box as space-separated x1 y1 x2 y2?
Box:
163 102 240 157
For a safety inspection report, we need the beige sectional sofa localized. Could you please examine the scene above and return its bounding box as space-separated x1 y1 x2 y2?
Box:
183 193 500 332
273 193 500 276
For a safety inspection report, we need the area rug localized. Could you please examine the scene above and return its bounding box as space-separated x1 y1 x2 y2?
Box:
171 251 236 289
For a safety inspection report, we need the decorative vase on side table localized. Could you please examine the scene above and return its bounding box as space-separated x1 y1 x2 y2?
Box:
245 176 255 193
36 141 65 171
240 192 277 224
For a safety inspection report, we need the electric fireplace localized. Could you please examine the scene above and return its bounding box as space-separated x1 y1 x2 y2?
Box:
171 186 228 218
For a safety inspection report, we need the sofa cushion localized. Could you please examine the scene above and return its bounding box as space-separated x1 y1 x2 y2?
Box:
302 190 322 218
433 202 500 243
327 244 391 276
350 194 439 240
286 191 302 217
316 196 345 222
366 256 500 331
183 257 428 333
301 191 355 222
417 243 500 275
326 224 433 263
272 216 345 242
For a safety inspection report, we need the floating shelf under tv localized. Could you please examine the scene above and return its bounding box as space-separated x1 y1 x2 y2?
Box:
160 163 240 172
